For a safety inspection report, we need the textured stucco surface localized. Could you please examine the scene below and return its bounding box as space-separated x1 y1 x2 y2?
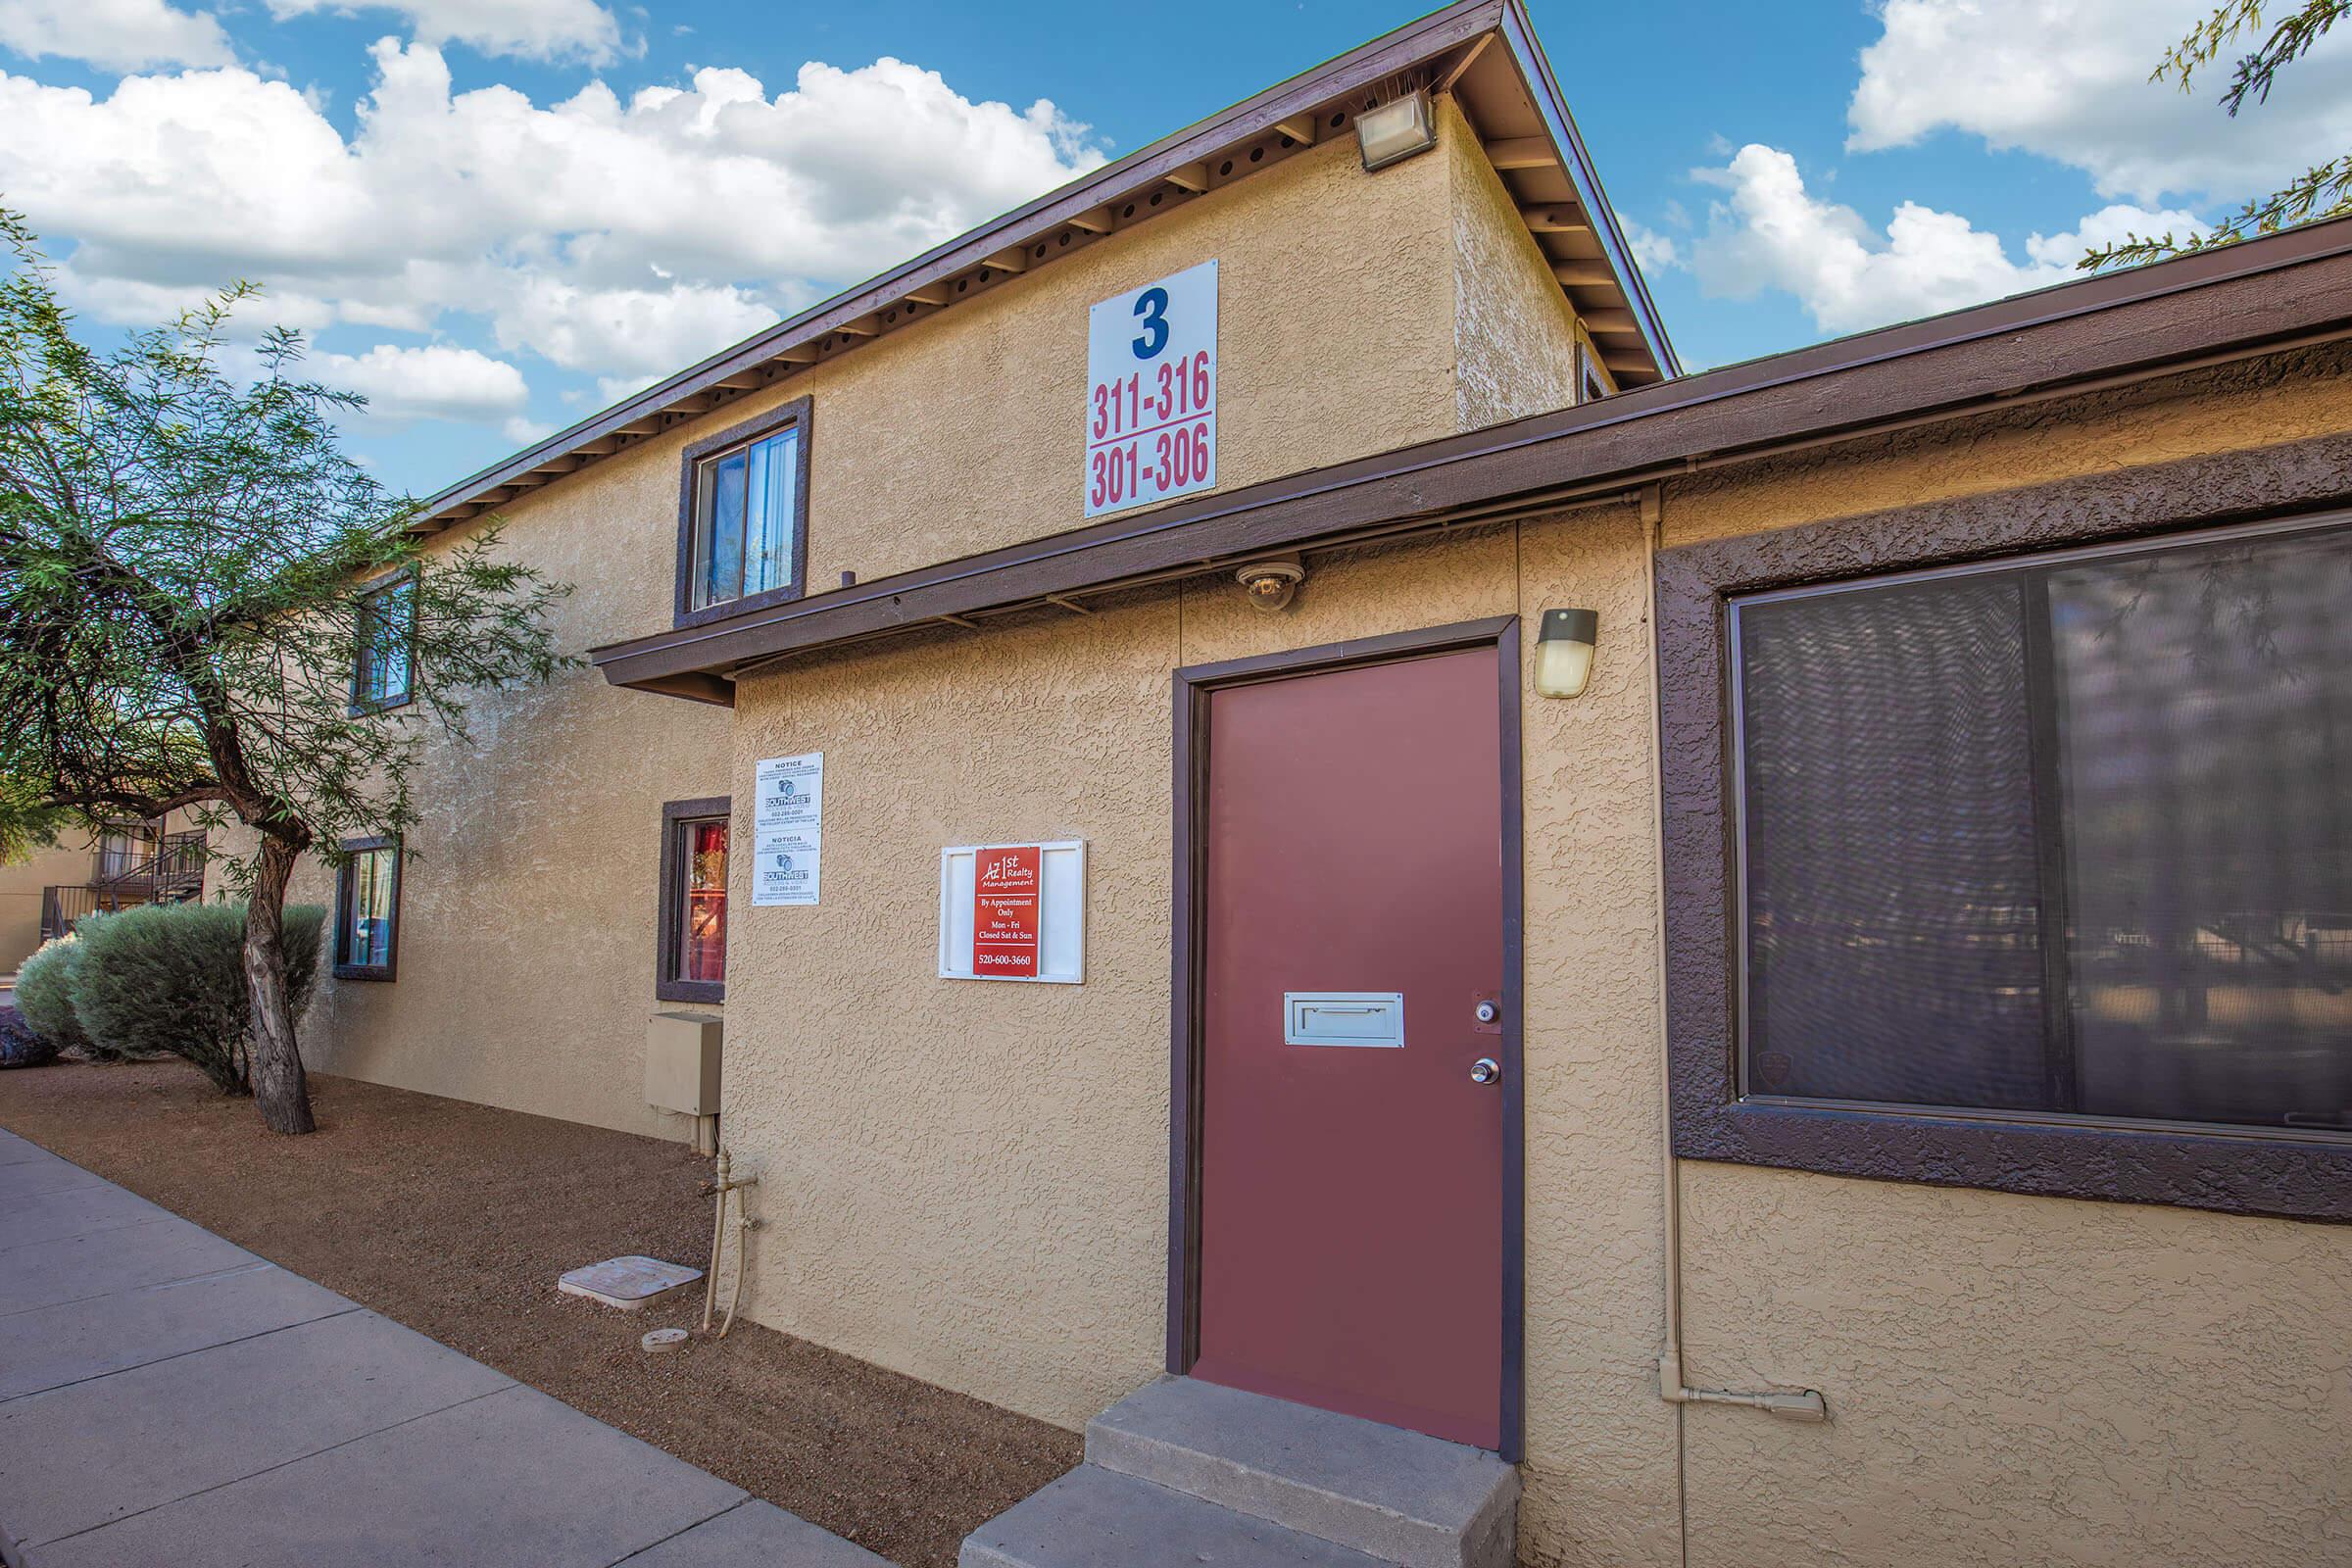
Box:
1663 340 2352 549
1446 99 1583 433
290 454 733 1142
287 101 1545 1144
721 351 2352 1568
613 116 1459 595
260 71 2352 1568
1676 1163 2352 1568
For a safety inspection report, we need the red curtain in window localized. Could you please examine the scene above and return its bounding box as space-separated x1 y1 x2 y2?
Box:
682 820 727 982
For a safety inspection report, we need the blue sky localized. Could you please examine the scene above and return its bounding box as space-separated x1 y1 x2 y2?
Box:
2 0 2346 496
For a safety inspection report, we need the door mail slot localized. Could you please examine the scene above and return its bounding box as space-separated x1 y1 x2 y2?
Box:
1284 993 1405 1048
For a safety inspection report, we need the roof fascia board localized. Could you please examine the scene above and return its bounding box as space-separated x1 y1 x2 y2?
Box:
589 218 2352 688
1495 0 1678 374
416 0 1506 527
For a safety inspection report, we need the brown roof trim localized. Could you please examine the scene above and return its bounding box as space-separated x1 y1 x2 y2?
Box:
418 0 1670 533
590 216 2352 698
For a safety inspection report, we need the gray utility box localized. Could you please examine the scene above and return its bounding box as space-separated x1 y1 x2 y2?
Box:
646 1011 722 1116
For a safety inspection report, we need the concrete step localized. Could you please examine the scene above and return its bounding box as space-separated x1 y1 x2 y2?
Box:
1083 1378 1517 1568
959 1464 1390 1568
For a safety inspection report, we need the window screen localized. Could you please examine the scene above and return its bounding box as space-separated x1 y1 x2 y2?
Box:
1734 519 2352 1134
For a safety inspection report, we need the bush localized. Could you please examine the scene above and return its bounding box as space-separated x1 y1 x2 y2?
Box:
74 904 326 1095
16 931 97 1057
0 1005 58 1068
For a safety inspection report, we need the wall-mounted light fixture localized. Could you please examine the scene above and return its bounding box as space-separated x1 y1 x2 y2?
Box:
1535 608 1599 699
1355 89 1437 172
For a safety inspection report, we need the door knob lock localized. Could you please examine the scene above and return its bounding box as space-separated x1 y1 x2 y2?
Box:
1469 1057 1501 1086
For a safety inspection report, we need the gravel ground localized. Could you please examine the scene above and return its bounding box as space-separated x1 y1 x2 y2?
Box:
0 1059 1079 1568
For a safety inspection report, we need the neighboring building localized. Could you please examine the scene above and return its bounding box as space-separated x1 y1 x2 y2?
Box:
277 2 2352 1564
0 818 211 974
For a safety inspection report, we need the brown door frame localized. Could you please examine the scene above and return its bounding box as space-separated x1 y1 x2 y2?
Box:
1166 613 1525 1460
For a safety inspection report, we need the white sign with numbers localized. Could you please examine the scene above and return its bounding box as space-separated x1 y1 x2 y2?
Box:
1085 259 1217 517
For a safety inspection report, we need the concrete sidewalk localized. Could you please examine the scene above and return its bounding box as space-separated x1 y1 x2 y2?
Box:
0 1126 888 1567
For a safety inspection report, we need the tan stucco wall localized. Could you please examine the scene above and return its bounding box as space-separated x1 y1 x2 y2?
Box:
0 838 97 974
290 103 1582 1144
711 348 2352 1568
287 462 734 1141
1447 99 1584 431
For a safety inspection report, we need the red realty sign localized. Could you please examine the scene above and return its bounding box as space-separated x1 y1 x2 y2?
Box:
972 846 1042 978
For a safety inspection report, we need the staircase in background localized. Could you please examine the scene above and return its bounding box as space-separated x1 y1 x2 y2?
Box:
38 828 208 944
961 1377 1518 1568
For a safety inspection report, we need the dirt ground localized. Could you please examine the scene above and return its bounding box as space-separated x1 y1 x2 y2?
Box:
0 1059 1079 1568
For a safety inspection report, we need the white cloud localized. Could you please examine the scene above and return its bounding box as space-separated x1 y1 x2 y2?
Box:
1620 217 1681 271
263 0 624 66
0 0 234 71
1848 0 2352 204
1688 144 2201 335
0 41 1106 392
495 275 779 378
314 342 532 428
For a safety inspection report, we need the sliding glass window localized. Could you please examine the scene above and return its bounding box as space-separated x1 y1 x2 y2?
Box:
1732 517 2352 1136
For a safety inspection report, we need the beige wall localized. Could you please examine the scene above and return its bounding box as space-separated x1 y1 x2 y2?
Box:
294 99 1583 1143
290 462 734 1140
0 838 96 974
712 348 2352 1568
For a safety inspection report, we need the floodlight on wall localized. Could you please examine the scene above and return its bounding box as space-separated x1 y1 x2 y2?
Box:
1355 90 1436 172
1535 609 1599 699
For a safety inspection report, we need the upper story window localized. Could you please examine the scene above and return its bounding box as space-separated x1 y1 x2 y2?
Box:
352 572 416 711
676 397 811 625
1730 516 2352 1137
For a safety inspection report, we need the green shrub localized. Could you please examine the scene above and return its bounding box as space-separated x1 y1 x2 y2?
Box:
74 904 326 1095
16 930 97 1057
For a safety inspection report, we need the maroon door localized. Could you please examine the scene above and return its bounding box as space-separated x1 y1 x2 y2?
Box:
1190 645 1508 1449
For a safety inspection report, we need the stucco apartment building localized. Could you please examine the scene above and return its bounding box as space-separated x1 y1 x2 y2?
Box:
269 3 2351 1564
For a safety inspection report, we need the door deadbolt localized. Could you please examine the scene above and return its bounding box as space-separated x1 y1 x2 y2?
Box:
1469 1057 1501 1086
1474 1000 1499 1024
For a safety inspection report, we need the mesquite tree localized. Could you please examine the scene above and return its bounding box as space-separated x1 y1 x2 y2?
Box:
2083 0 2349 268
0 212 571 1132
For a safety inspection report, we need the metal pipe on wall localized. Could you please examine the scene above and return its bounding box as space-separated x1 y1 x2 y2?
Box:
1637 481 1827 1470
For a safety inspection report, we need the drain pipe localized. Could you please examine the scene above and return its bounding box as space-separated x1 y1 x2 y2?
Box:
1639 483 1827 1428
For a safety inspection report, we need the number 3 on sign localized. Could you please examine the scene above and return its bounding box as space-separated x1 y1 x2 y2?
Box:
1085 260 1217 517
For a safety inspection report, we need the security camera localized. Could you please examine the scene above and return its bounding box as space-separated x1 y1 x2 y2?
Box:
1235 556 1305 612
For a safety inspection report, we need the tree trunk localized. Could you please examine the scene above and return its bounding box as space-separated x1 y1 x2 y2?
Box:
243 830 315 1135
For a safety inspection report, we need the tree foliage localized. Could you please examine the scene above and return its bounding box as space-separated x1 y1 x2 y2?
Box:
0 209 574 1130
2083 0 2350 269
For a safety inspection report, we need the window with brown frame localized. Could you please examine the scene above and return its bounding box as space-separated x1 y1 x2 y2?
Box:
1660 497 2352 1222
656 799 729 1004
333 837 400 981
674 398 811 627
351 571 416 712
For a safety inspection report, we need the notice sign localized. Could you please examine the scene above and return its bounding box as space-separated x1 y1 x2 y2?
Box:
1085 259 1217 517
752 752 822 906
971 846 1042 977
